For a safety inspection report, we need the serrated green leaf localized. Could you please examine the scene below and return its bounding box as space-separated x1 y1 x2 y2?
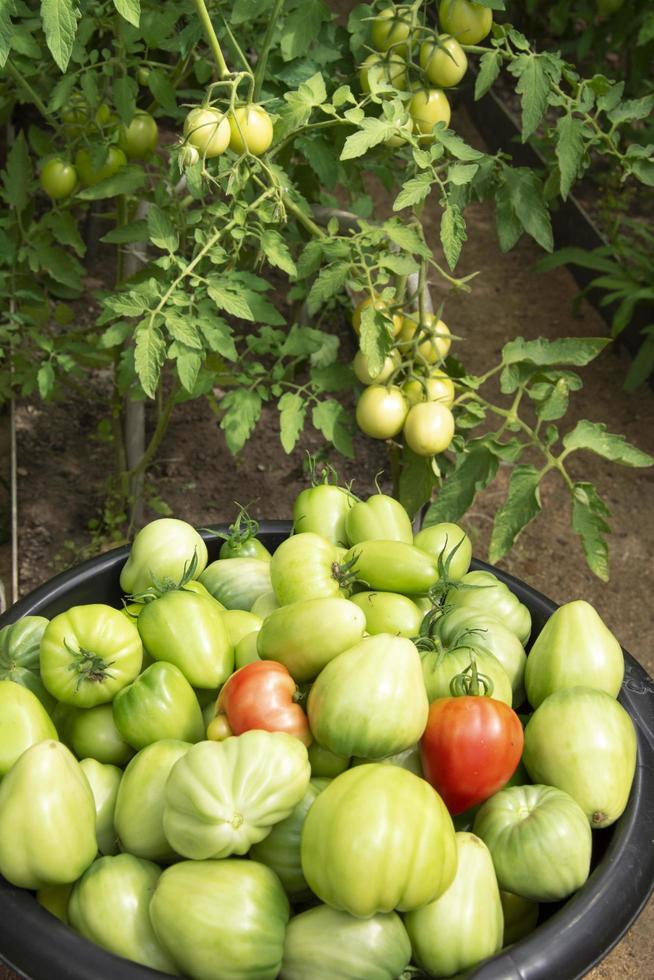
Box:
134 322 165 398
220 389 262 454
495 180 522 253
76 165 146 200
197 314 237 360
563 420 654 467
113 0 139 27
440 202 466 271
307 262 349 315
100 220 149 244
503 167 553 252
112 74 137 125
3 132 29 210
164 312 202 350
296 240 324 279
43 210 85 257
261 229 297 277
475 50 502 100
296 134 339 190
175 350 202 393
556 114 584 200
32 241 83 291
393 173 432 212
207 280 254 321
312 398 353 457
41 0 77 71
359 305 392 377
489 465 542 562
147 69 177 115
98 321 132 349
231 0 273 25
608 95 654 126
448 163 479 186
502 336 609 367
571 482 611 582
0 0 15 67
378 252 418 275
37 362 54 399
509 53 549 140
148 205 178 253
340 117 395 161
278 391 306 453
436 128 484 162
311 363 354 392
399 447 435 519
383 221 431 258
423 447 499 525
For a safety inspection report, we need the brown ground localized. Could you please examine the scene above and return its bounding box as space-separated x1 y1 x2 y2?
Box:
0 98 653 980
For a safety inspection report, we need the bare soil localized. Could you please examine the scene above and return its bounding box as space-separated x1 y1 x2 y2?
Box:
0 99 653 979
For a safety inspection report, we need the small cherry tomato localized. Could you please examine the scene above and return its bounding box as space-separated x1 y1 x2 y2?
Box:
40 159 77 200
228 105 274 156
403 401 455 456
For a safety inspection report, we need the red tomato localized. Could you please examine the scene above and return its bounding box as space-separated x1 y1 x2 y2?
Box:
420 696 523 815
208 660 311 746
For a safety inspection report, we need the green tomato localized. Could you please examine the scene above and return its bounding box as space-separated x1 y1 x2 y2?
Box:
307 740 350 777
0 616 53 710
228 105 274 155
120 517 209 595
256 597 366 682
250 778 330 898
68 702 134 765
36 882 74 923
413 521 472 580
0 740 96 888
220 536 271 561
250 590 279 618
525 599 624 708
184 106 231 157
78 758 121 856
235 630 261 669
74 146 127 188
403 401 455 456
345 493 413 545
420 35 468 87
409 87 451 137
350 591 423 638
0 680 57 776
293 484 353 547
270 532 347 604
301 763 457 915
222 609 262 648
353 349 399 385
500 890 540 945
150 859 290 980
435 607 527 706
371 8 412 54
281 904 411 980
405 832 503 977
40 604 143 707
69 854 176 973
352 743 423 777
307 634 428 759
114 738 192 861
163 731 311 859
523 686 637 828
473 784 592 901
359 54 408 95
113 661 206 749
445 570 532 644
200 556 272 611
438 0 493 44
118 111 158 160
137 591 233 688
40 158 77 200
403 371 456 407
343 539 438 593
356 384 408 438
421 644 514 705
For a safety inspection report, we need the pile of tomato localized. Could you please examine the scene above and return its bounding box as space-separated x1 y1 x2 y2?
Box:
0 483 638 979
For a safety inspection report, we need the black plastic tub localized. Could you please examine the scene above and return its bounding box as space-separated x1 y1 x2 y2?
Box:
0 520 653 980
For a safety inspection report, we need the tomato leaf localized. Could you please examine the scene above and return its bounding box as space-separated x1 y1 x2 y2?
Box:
101 220 149 245
501 168 553 252
278 392 306 453
563 421 654 467
148 206 179 253
112 0 140 28
220 389 262 454
508 53 550 141
280 0 330 62
261 229 298 278
435 128 484 162
556 114 585 201
2 132 30 210
41 0 77 71
502 336 610 367
423 446 499 525
0 0 14 68
76 165 146 200
475 50 502 100
32 241 84 292
207 280 255 322
307 262 349 315
440 202 467 271
312 399 353 457
359 306 392 378
37 362 55 399
571 482 611 582
134 321 165 398
393 173 432 212
196 311 237 361
399 448 435 519
231 0 274 25
147 69 177 114
489 465 542 563
341 117 395 161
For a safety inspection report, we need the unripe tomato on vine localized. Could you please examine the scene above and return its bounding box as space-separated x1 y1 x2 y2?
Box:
398 314 452 363
356 385 409 439
353 349 400 386
118 112 159 161
352 295 403 337
403 372 455 407
184 107 231 158
359 53 408 94
74 147 127 187
420 36 468 88
408 87 451 137
39 159 77 200
403 401 455 456
228 106 274 156
438 0 493 45
370 7 413 56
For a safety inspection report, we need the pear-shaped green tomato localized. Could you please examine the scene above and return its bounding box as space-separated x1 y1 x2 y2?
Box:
413 521 472 581
68 702 134 765
235 630 261 669
114 739 192 862
307 634 429 759
0 680 57 776
352 743 423 777
250 590 279 619
293 484 353 546
445 570 532 644
200 556 272 611
36 882 74 923
120 517 208 594
344 493 413 545
0 615 53 710
222 609 262 648
473 784 592 901
523 687 637 828
405 833 503 977
257 597 366 682
112 661 205 749
307 741 350 777
163 731 311 860
525 599 624 708
421 644 513 706
301 764 456 916
350 591 423 638
280 905 412 980
40 604 143 707
79 758 121 856
250 778 330 898
343 540 438 594
150 859 289 980
0 740 97 888
270 532 348 604
137 591 233 689
68 854 177 974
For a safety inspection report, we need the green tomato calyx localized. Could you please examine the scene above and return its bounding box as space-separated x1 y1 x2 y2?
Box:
425 533 470 604
449 655 494 698
212 504 259 551
64 639 115 688
129 549 201 602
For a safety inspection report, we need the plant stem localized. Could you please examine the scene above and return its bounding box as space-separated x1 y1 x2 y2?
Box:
253 0 286 101
5 61 52 121
283 194 327 239
192 0 230 79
